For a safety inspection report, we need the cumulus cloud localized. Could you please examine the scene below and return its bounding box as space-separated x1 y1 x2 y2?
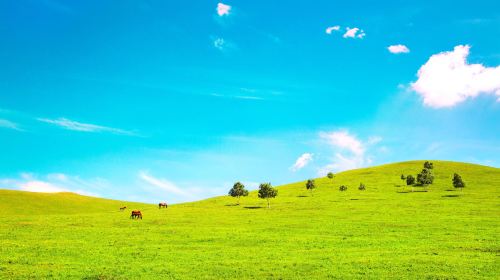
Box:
388 44 410 54
217 3 231 16
290 153 313 172
37 117 136 135
325 25 340 34
318 130 381 174
411 45 500 108
343 27 365 39
0 119 22 131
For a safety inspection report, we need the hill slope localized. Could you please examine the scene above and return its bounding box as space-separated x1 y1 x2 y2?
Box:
0 160 499 279
0 189 151 215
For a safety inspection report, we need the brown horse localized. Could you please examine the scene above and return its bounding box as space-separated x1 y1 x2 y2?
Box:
120 206 127 211
130 210 142 219
158 202 168 209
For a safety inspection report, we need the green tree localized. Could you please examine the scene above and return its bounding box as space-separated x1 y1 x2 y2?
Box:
327 172 334 179
358 183 366 191
417 168 434 190
452 173 465 191
424 161 434 169
406 175 416 192
228 182 249 205
339 185 347 191
258 183 278 208
306 179 316 196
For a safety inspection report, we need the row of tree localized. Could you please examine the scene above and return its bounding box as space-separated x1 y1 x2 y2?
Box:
228 182 277 208
400 161 465 191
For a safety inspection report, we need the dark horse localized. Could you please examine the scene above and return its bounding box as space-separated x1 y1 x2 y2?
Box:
158 202 168 209
120 206 127 211
130 210 142 219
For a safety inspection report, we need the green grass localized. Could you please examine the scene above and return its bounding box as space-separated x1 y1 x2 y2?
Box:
0 160 499 279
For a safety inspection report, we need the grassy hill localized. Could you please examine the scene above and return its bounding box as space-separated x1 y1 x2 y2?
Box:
0 160 499 279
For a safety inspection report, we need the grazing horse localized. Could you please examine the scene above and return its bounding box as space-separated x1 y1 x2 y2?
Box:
120 206 127 211
158 202 168 209
130 210 142 219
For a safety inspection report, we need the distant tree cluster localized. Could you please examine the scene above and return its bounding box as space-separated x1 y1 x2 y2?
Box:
401 161 435 192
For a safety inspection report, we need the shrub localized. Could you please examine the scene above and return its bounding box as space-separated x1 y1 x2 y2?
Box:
306 179 316 196
327 172 334 179
339 185 347 191
424 161 434 169
358 183 366 191
452 173 465 190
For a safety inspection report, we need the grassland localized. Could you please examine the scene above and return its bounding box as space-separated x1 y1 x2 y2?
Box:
0 160 499 279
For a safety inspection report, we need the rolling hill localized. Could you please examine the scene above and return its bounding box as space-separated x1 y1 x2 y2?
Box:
0 160 499 279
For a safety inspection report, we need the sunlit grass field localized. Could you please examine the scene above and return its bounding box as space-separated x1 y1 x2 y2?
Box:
0 160 499 279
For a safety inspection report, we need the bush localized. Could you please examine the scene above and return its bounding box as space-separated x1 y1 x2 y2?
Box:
452 173 465 190
406 175 415 185
358 183 366 191
339 185 347 191
327 172 334 179
306 179 316 196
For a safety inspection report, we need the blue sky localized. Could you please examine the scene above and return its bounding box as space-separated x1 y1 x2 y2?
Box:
1 0 499 203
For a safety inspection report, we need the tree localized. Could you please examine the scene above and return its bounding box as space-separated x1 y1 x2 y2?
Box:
400 174 406 190
327 172 334 179
258 183 278 208
452 173 465 191
406 175 415 192
358 183 366 191
417 168 434 189
306 179 316 196
424 161 434 169
228 182 249 205
339 185 347 191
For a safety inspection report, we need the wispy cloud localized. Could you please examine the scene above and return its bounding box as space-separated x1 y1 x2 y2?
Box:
210 93 264 100
217 3 231 16
388 44 410 54
138 171 192 197
290 153 313 172
0 119 23 131
411 45 500 108
343 27 365 39
37 117 137 135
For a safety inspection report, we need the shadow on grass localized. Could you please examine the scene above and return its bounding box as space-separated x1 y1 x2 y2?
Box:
445 189 456 192
442 194 460 198
350 198 360 200
244 206 264 209
225 204 239 207
296 195 308 198
397 191 410 193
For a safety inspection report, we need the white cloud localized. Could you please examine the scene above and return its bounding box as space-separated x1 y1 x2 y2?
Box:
213 37 226 50
37 117 136 135
325 25 340 34
319 130 364 155
217 3 231 16
318 130 381 174
138 171 191 197
411 45 500 108
0 119 22 131
0 173 101 196
290 153 313 172
388 44 410 54
343 27 365 39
